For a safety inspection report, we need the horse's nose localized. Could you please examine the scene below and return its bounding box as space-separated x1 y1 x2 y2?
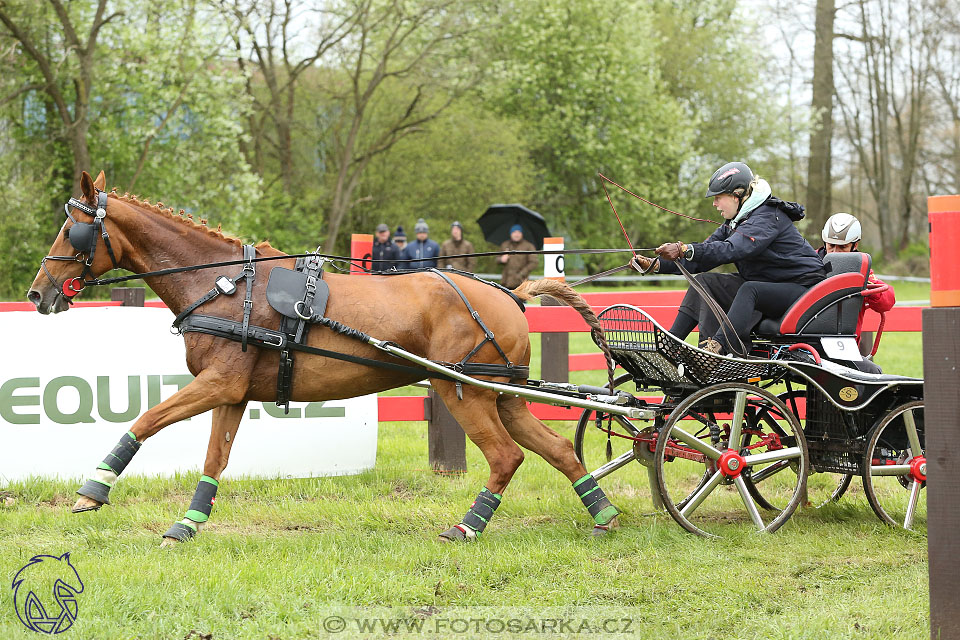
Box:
27 289 42 307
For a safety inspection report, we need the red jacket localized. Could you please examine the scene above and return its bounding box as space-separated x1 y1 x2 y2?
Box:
857 270 895 340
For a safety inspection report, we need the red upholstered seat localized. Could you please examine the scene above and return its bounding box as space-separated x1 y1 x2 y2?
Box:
754 253 870 337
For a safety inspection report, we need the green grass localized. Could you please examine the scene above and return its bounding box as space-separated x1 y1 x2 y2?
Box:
0 283 929 639
0 423 929 640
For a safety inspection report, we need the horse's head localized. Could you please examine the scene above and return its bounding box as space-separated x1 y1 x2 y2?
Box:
28 170 123 314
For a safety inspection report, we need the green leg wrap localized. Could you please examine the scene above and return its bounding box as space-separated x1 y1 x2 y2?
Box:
573 474 619 525
438 488 502 541
76 432 142 506
163 475 219 542
183 475 218 523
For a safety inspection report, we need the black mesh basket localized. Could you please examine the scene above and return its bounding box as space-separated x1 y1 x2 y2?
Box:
598 305 784 389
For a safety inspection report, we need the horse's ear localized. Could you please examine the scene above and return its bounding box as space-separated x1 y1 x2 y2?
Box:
93 171 106 191
80 171 96 200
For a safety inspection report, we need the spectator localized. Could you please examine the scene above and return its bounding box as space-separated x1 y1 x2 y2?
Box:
404 218 440 270
371 223 399 271
438 221 476 272
499 224 538 288
393 226 408 269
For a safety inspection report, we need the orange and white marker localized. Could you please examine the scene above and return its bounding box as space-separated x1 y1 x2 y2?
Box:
350 233 373 275
543 237 565 281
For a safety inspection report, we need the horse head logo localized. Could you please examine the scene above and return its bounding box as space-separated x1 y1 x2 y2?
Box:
12 553 84 634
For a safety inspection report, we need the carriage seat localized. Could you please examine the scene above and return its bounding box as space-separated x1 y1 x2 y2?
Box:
753 252 871 337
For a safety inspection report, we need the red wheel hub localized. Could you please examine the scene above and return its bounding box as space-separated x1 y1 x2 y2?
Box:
718 449 746 478
909 456 927 483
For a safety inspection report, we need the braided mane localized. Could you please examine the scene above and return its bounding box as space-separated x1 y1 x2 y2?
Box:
109 187 274 251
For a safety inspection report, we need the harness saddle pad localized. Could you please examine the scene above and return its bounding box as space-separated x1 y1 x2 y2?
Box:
266 267 329 319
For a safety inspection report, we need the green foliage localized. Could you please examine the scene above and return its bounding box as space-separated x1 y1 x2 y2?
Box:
483 0 692 270
90 1 260 221
356 97 534 269
0 0 833 298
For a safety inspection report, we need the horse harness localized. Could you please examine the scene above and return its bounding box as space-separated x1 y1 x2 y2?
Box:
175 247 529 413
42 192 120 304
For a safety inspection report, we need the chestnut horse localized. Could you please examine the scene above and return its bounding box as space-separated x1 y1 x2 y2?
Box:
28 171 620 544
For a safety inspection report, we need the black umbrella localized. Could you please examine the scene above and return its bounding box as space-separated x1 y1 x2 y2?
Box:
477 204 551 250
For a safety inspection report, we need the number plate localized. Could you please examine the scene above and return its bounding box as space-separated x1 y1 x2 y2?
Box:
820 337 861 361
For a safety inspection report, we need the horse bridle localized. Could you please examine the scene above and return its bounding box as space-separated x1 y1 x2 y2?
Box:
41 191 120 304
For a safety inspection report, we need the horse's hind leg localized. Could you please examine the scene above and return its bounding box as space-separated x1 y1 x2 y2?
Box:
496 395 620 535
161 402 246 546
431 381 524 542
73 369 247 513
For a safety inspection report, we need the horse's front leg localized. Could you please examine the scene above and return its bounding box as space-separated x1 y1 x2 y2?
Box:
72 369 247 513
161 402 246 546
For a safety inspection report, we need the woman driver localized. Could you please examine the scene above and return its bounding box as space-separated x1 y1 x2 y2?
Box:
632 161 827 355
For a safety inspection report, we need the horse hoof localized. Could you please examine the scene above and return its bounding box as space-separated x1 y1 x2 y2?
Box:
160 537 180 548
438 524 476 542
71 496 102 513
592 515 620 536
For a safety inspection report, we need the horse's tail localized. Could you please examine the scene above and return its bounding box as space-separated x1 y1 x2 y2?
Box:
513 280 615 392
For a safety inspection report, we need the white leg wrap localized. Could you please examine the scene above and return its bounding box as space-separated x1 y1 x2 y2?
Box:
94 468 118 485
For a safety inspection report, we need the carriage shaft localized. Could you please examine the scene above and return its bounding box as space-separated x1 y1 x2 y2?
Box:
369 338 656 419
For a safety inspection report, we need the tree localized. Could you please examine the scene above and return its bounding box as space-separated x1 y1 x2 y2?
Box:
219 0 358 194
0 0 121 195
835 0 939 255
484 0 691 269
0 1 259 297
318 0 485 252
357 97 533 270
806 0 836 233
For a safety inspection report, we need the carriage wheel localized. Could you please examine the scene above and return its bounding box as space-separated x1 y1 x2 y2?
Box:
573 374 671 509
654 382 808 537
744 389 853 511
862 401 925 529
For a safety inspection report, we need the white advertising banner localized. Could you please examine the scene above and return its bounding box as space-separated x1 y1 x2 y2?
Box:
0 306 378 483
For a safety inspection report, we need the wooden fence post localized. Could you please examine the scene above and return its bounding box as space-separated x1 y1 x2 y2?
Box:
925 195 960 640
540 237 569 383
111 287 145 306
427 389 466 473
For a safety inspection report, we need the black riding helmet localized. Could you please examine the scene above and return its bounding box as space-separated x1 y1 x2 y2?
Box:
705 161 753 199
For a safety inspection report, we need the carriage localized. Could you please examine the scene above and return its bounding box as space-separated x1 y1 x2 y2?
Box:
34 173 926 541
572 251 925 537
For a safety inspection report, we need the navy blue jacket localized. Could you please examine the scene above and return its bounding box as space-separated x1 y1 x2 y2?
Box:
658 197 826 285
400 238 440 270
371 240 399 271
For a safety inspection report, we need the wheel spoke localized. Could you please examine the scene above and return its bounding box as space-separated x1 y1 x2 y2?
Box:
904 480 922 530
870 464 911 477
744 446 803 466
612 415 641 437
903 409 923 457
749 459 791 484
591 450 637 481
727 391 747 449
679 469 724 517
671 426 723 460
735 476 765 530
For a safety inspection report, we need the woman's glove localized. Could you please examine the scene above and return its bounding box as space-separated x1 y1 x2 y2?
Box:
656 242 693 261
630 255 659 274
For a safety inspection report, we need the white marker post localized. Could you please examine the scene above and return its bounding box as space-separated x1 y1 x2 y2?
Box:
540 237 569 382
543 237 566 280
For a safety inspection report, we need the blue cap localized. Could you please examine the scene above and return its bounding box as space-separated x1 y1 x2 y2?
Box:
509 224 523 234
